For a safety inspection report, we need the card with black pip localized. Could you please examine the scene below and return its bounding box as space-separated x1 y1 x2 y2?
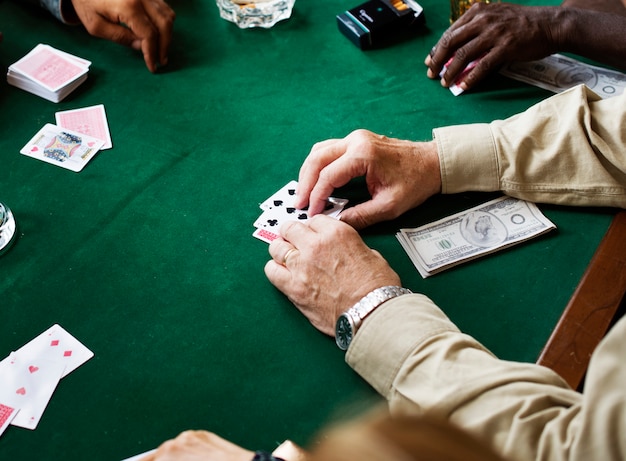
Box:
253 180 348 243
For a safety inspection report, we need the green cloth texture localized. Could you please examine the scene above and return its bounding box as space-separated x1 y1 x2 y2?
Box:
0 0 614 459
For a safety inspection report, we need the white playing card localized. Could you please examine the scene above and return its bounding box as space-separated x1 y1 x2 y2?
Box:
254 180 348 235
55 104 113 150
120 449 157 461
0 353 65 430
0 324 94 379
259 180 300 210
20 123 105 172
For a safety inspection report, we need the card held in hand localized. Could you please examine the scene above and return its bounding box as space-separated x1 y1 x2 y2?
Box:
252 180 348 243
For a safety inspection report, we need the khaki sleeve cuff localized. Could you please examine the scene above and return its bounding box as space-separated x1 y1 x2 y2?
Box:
345 294 459 399
433 124 500 194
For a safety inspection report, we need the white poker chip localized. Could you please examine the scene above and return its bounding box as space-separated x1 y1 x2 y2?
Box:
0 202 17 256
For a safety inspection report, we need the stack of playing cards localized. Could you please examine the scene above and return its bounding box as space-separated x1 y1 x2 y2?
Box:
253 180 348 243
440 55 484 96
0 325 93 436
7 44 91 103
19 104 112 172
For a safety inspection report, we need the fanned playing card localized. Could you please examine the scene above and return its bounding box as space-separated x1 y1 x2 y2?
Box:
0 325 93 432
0 324 94 378
253 180 348 243
20 123 105 172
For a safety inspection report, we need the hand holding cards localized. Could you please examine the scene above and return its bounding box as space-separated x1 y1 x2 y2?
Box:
7 44 91 103
253 180 348 243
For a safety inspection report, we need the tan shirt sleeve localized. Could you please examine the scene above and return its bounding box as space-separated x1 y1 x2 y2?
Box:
433 85 626 208
346 294 626 461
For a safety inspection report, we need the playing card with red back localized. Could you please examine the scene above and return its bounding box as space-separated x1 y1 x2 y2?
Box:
55 104 113 150
9 44 89 93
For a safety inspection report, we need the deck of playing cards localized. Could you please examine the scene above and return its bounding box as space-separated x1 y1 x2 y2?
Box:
253 180 348 243
7 44 91 103
0 324 93 435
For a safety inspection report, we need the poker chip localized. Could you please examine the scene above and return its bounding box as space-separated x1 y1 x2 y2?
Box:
0 202 17 256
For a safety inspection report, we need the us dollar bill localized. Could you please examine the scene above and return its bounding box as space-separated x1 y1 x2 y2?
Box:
396 196 556 278
499 54 626 99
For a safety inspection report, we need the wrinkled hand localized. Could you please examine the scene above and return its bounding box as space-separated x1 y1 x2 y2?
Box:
295 130 441 230
425 3 560 91
70 0 175 72
264 215 401 336
140 430 254 461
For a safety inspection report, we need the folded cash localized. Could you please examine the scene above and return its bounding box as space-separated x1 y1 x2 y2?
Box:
397 196 556 278
499 53 626 99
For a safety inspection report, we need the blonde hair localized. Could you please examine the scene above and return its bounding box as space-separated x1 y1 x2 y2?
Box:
308 410 507 461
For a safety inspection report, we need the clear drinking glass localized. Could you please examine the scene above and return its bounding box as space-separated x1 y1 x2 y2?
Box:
450 0 497 22
216 0 296 28
0 202 17 256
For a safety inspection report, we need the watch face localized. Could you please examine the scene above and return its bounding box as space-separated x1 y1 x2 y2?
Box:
335 314 353 350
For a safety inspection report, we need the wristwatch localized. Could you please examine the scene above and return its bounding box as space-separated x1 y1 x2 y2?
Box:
335 286 412 350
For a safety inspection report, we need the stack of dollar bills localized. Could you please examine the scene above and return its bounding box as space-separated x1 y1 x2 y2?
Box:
499 53 626 99
396 196 556 278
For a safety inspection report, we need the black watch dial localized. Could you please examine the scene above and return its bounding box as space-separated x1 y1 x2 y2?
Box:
335 314 353 350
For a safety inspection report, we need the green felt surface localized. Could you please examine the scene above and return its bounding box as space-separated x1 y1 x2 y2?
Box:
0 0 615 459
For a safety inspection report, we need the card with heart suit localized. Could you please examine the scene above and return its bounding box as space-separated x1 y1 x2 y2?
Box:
253 180 348 243
20 123 105 172
0 325 93 432
55 104 113 150
0 324 94 379
0 353 65 430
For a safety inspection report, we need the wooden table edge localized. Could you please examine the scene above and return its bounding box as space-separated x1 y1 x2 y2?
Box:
537 210 626 390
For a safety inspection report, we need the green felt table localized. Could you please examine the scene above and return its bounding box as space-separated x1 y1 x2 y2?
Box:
0 0 616 459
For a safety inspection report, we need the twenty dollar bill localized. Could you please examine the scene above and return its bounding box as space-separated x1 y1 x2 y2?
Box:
397 196 556 278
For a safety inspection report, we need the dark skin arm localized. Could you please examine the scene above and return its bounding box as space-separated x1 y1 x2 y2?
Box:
426 1 626 92
68 0 175 73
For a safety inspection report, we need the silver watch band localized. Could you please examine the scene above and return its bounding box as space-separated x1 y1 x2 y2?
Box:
348 286 412 330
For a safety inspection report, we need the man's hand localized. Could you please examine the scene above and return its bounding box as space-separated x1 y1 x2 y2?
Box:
70 0 175 72
295 130 441 230
265 216 401 336
425 3 559 91
140 430 254 461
